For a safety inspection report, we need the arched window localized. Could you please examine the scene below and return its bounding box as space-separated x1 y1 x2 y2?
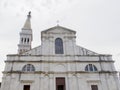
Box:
55 38 64 54
85 64 97 72
22 64 35 72
21 38 23 43
27 38 29 43
24 38 26 43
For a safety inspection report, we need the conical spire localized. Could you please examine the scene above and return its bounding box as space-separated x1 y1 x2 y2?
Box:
22 11 31 30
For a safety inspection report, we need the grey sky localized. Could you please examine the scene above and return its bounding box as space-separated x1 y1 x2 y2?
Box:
0 0 120 81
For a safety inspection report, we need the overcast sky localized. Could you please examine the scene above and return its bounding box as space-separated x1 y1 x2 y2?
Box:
0 0 120 81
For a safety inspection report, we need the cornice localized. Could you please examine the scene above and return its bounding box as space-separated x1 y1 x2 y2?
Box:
3 71 117 74
5 60 114 63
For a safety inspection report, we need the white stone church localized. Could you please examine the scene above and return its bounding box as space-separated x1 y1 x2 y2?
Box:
1 12 120 90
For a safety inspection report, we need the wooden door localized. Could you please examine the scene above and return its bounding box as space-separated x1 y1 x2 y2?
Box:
56 78 65 90
91 85 98 90
24 85 30 90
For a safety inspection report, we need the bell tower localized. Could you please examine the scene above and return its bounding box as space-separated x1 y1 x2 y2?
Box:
18 12 33 54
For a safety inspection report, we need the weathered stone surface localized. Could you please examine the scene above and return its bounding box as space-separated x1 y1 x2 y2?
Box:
1 15 120 90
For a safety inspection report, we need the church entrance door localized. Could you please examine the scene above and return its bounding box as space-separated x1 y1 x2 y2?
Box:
24 85 30 90
56 77 65 90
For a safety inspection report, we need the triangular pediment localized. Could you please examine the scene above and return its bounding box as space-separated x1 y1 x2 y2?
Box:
41 25 76 34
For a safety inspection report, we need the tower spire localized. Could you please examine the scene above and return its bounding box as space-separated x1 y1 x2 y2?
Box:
18 11 33 54
22 11 31 30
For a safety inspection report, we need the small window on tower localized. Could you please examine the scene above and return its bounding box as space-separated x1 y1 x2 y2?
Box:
21 38 23 43
24 38 26 42
27 38 29 43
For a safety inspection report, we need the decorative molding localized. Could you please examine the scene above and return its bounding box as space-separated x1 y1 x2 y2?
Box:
20 80 34 83
3 71 118 74
5 60 114 63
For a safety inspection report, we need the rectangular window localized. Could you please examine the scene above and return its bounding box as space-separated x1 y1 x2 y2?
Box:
91 85 98 90
24 85 30 90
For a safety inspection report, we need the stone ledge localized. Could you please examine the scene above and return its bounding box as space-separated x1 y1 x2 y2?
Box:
3 71 117 74
5 60 114 63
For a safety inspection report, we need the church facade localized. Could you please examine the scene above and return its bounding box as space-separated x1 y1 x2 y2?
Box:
1 13 120 90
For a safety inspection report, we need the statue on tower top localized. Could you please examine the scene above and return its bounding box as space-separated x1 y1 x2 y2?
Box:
27 11 31 18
